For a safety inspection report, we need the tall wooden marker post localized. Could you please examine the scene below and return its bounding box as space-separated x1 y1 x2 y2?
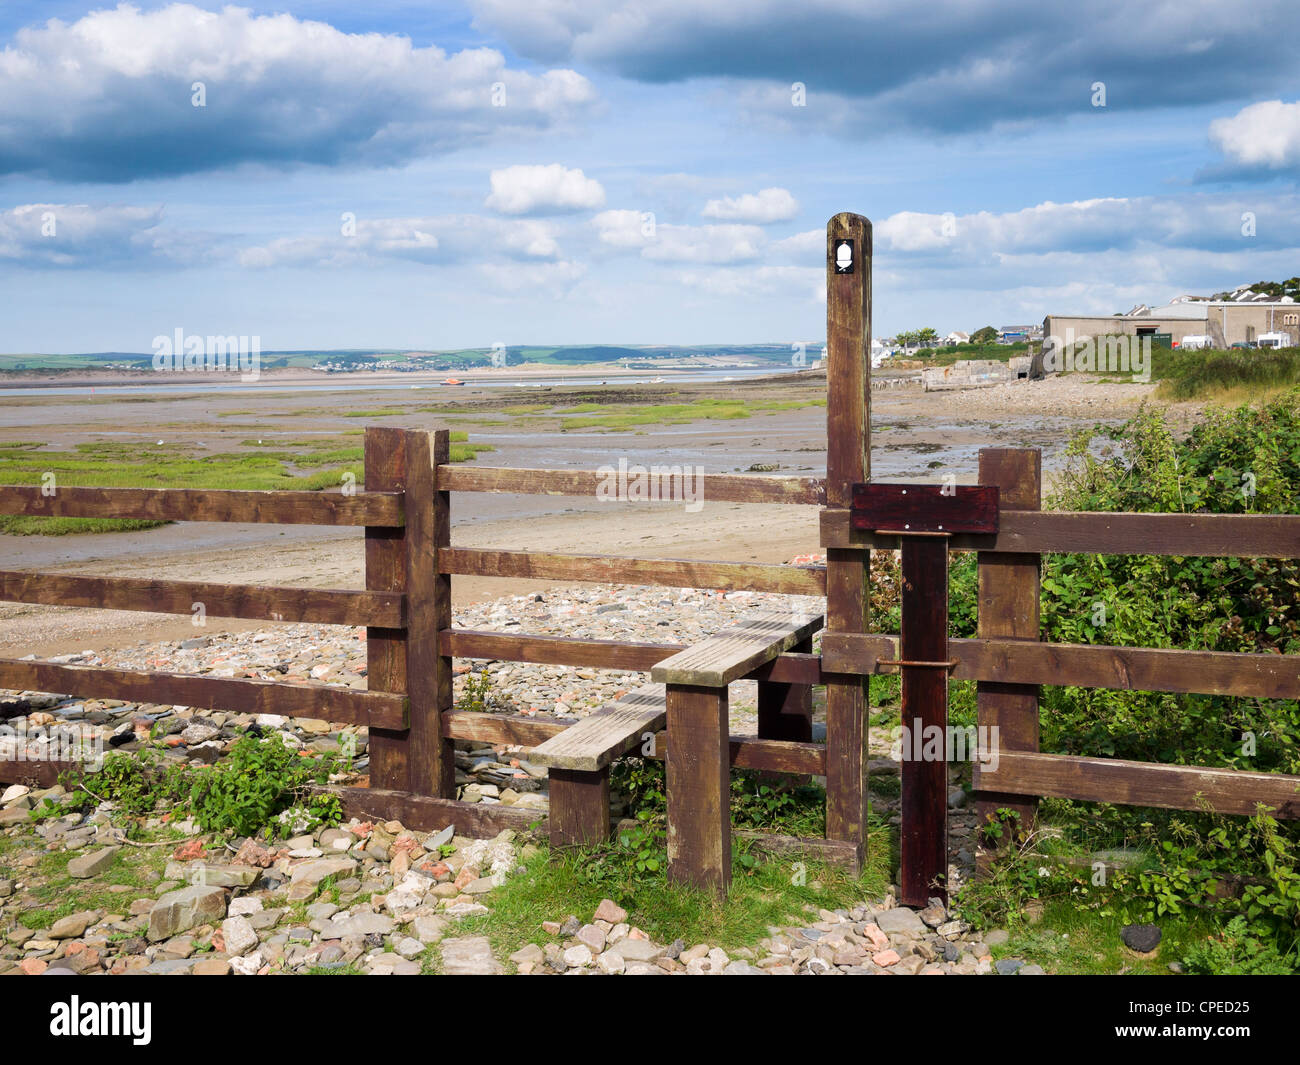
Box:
823 214 872 866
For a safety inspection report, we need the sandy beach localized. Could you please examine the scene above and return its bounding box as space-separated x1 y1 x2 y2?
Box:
0 370 1185 657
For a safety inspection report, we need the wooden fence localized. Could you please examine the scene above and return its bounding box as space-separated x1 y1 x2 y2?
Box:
1 211 1298 898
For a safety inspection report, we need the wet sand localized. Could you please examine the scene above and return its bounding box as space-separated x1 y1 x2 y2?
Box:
0 371 1185 656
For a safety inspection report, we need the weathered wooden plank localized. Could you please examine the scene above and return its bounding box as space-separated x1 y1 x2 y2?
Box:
441 629 823 684
548 769 611 848
365 427 411 790
822 633 1300 700
0 485 403 526
0 759 78 787
666 684 731 895
327 787 544 837
977 751 1300 819
405 429 455 799
647 731 826 776
440 547 825 596
758 636 813 744
437 465 824 506
852 483 999 535
650 610 824 687
0 659 408 729
899 535 950 906
0 571 404 627
444 629 678 671
823 212 872 864
974 449 1041 851
528 685 666 772
823 507 1300 558
442 710 565 747
441 711 827 776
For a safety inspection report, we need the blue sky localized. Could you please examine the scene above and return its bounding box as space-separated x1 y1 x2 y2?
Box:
2 1 1299 353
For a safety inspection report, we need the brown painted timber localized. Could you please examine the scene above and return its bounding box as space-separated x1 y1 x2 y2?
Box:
0 572 404 627
440 547 825 596
822 507 1300 558
527 685 666 772
328 787 544 836
436 464 824 506
441 710 826 776
666 684 732 894
0 758 80 787
821 633 1300 700
973 449 1041 849
899 534 950 905
822 210 872 863
365 427 412 789
651 610 824 687
404 429 455 799
0 485 403 526
851 483 999 535
548 769 612 848
758 636 813 744
441 629 822 684
0 658 408 729
977 750 1300 819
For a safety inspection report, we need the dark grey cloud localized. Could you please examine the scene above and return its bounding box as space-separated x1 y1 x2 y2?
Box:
470 0 1299 133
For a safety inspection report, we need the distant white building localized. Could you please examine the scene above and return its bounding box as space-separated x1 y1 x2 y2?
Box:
945 331 970 345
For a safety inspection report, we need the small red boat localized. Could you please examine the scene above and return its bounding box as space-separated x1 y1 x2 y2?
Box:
442 377 465 386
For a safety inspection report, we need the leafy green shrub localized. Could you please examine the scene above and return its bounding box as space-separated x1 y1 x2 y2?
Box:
178 734 342 837
1183 916 1298 974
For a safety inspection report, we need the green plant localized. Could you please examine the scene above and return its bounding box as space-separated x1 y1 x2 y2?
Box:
1183 915 1298 974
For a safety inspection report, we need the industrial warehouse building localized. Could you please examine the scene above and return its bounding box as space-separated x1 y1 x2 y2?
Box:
1044 293 1299 350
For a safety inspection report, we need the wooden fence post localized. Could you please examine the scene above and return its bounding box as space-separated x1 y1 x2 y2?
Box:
757 635 813 743
823 212 872 867
364 427 454 798
406 429 455 798
974 448 1041 862
364 427 409 792
666 683 731 895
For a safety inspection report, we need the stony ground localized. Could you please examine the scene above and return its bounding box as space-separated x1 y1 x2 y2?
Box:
0 571 1052 976
0 793 1029 976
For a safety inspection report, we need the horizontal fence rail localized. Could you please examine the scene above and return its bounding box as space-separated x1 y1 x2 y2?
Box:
0 486 404 527
0 572 405 627
441 628 823 685
0 659 409 730
437 465 825 506
442 710 826 775
441 547 826 596
823 633 1300 700
977 751 1300 820
822 507 1300 558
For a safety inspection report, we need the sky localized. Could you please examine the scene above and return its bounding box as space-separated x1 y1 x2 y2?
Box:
1 0 1299 353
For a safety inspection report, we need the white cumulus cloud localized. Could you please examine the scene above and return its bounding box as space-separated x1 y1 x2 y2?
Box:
702 187 799 223
485 164 606 215
1209 100 1300 172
